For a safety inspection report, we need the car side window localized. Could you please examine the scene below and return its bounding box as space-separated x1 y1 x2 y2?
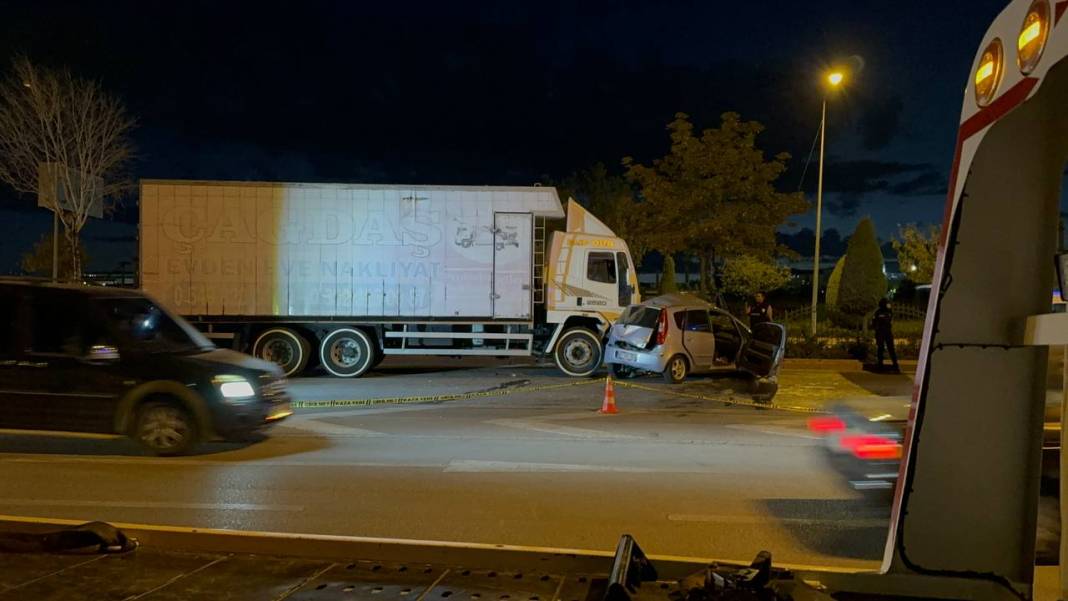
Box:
27 290 88 356
684 310 711 332
673 310 685 329
587 251 617 284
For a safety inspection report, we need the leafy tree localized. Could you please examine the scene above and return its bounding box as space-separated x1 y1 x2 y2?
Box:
660 255 678 293
825 256 846 308
0 57 135 280
837 218 887 324
556 162 653 264
622 112 807 294
720 255 791 298
892 223 939 284
21 233 89 281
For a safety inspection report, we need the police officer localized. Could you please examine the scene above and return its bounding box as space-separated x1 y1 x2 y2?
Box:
746 291 773 328
871 298 899 372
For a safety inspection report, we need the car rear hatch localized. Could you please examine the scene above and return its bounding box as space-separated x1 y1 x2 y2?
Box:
609 305 661 350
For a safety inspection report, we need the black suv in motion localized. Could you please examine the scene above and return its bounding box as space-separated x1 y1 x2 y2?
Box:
0 281 291 455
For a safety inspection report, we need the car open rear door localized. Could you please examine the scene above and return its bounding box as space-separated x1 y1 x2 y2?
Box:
737 322 786 378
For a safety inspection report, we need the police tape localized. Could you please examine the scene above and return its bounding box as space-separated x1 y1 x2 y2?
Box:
612 380 828 415
290 378 605 409
291 375 827 415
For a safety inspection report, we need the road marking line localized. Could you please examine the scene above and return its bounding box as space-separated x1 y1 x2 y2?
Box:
0 498 304 512
666 513 888 528
724 424 822 440
281 418 387 438
0 455 444 469
485 417 639 440
445 460 662 473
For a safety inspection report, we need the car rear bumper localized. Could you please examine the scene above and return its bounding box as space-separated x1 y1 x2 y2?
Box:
603 345 667 372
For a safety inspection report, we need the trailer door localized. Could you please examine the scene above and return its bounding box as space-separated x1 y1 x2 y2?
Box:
492 213 533 319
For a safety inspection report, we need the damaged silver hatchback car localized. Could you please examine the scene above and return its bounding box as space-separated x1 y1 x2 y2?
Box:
603 294 786 400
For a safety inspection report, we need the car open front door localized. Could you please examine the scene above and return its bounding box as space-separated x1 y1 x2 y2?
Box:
737 322 786 378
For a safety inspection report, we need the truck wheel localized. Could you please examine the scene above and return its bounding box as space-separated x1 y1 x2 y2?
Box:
554 328 603 377
663 355 688 384
320 328 375 378
135 400 197 456
253 328 310 377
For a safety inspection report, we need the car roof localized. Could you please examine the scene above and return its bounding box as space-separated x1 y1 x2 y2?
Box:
0 278 144 298
639 293 714 310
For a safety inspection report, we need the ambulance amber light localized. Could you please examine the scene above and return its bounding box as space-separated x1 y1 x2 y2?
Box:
1017 1 1050 74
1019 20 1041 48
975 61 994 84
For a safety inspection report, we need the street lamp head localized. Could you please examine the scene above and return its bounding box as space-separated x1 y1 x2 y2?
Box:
827 71 845 87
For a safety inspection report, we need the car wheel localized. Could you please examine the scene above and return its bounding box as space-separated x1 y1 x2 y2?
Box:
135 400 197 456
610 363 639 379
252 328 311 377
320 328 375 378
554 328 603 377
663 355 688 384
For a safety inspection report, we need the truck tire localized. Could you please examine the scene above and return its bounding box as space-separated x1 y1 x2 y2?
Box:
134 399 198 456
320 328 375 378
554 328 603 377
252 328 310 377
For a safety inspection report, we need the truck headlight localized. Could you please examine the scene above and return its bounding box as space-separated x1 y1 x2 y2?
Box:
213 375 256 401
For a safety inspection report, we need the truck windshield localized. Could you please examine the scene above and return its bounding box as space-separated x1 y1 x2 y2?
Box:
617 306 660 328
95 297 215 354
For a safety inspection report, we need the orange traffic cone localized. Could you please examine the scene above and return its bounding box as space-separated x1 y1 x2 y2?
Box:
599 375 618 414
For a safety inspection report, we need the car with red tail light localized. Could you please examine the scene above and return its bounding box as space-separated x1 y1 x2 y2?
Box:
603 294 785 399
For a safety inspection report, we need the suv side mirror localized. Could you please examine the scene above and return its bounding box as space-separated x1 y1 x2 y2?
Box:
84 344 120 364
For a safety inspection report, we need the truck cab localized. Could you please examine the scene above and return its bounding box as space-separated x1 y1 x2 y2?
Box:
542 200 640 376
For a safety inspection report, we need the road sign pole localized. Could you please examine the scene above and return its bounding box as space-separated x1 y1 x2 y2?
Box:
51 209 58 282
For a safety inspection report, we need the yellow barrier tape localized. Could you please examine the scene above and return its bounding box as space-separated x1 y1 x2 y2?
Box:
291 375 828 415
290 378 605 409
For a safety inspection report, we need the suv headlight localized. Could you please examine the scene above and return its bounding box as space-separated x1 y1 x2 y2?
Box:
213 375 256 401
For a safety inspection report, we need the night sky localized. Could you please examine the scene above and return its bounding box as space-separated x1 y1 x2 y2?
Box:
0 0 1019 272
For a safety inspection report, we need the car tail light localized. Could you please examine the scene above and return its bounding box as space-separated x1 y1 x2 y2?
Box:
655 309 669 346
840 434 902 460
807 416 846 434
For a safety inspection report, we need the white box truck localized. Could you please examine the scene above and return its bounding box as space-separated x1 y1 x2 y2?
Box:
139 180 640 378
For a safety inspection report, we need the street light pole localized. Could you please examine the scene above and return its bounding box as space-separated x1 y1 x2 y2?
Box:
810 98 827 336
810 70 843 337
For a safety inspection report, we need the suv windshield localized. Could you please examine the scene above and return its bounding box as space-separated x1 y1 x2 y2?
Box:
96 297 214 354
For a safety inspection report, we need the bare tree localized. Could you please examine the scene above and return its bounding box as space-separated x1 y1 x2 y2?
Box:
0 57 134 279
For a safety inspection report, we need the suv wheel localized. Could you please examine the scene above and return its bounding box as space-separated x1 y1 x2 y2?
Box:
135 400 197 456
663 355 688 384
554 328 603 377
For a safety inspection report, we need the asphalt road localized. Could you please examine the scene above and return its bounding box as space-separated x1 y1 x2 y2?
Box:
0 358 919 570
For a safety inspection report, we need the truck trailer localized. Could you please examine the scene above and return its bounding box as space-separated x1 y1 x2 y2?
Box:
139 180 639 378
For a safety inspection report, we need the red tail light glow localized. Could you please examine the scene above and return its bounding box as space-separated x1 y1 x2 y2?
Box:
655 309 669 346
840 434 902 460
807 416 846 433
